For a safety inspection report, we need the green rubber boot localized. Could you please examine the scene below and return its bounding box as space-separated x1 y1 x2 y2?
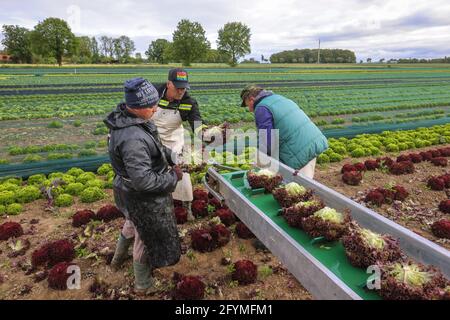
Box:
110 234 133 271
133 261 158 295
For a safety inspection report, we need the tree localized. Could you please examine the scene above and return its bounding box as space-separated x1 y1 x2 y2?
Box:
172 19 210 66
366 57 372 63
119 36 135 62
217 22 251 66
90 37 100 63
135 52 143 63
77 36 93 59
162 42 175 63
112 38 123 61
30 18 75 66
111 36 135 63
145 38 170 64
1 25 33 63
203 49 229 63
99 36 114 58
269 48 356 64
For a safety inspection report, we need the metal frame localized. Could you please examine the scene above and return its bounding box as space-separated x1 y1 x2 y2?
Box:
204 153 450 299
271 156 450 278
206 168 361 300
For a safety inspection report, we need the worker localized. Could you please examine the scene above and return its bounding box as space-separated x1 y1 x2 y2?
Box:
240 84 328 178
105 77 183 295
154 68 203 219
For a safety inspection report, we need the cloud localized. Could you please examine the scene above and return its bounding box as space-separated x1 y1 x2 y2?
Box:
1 0 449 61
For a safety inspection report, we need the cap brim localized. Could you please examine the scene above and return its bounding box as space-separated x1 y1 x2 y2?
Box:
173 81 190 89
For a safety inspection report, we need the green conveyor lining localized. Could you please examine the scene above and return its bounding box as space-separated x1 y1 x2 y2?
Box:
222 171 381 300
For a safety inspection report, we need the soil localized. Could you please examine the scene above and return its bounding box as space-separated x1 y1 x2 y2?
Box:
0 190 311 300
315 145 450 251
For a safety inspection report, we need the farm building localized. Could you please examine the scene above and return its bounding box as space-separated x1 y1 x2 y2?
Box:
0 54 13 63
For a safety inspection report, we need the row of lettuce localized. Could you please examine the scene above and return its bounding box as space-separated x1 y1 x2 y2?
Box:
2 80 450 125
318 123 450 164
2 123 450 166
1 139 108 165
0 164 114 216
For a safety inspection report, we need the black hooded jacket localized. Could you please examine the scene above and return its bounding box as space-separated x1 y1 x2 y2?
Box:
104 103 181 268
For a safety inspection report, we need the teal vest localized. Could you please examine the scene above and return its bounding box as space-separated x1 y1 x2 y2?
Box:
255 94 328 169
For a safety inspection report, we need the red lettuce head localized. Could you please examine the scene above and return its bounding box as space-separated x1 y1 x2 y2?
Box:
210 224 231 247
438 148 450 157
420 151 433 161
438 200 450 214
0 222 23 241
379 261 448 300
364 160 380 171
282 199 325 228
342 171 362 186
192 200 209 218
48 239 75 267
342 224 404 268
430 157 448 167
96 205 123 222
364 190 385 207
389 161 414 175
208 197 224 210
431 219 450 239
48 262 75 290
174 207 188 224
409 153 423 163
173 200 183 208
430 149 442 158
32 239 75 268
235 222 255 239
439 174 450 188
427 177 445 191
32 243 52 267
174 275 205 300
190 228 215 252
377 157 394 168
354 162 366 172
247 171 283 192
215 208 236 226
193 188 209 202
341 164 357 174
396 154 411 162
232 260 258 285
72 209 95 227
392 185 409 201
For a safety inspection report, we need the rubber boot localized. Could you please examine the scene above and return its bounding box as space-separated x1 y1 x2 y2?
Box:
110 234 133 271
133 261 158 295
183 201 195 221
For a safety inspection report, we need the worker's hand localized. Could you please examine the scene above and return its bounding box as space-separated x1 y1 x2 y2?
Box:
172 165 183 181
194 124 208 141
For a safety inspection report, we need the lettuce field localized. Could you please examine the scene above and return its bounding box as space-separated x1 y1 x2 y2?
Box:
0 64 449 300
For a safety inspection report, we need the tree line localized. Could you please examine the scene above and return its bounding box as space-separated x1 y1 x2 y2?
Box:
145 20 251 66
270 49 356 63
1 18 252 67
395 57 450 64
1 19 136 65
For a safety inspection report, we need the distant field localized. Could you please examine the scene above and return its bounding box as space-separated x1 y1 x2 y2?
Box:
0 63 450 164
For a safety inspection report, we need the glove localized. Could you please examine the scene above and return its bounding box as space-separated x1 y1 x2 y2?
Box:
172 165 183 181
194 124 208 140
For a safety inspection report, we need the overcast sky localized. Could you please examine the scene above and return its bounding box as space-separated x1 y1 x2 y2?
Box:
1 0 449 61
